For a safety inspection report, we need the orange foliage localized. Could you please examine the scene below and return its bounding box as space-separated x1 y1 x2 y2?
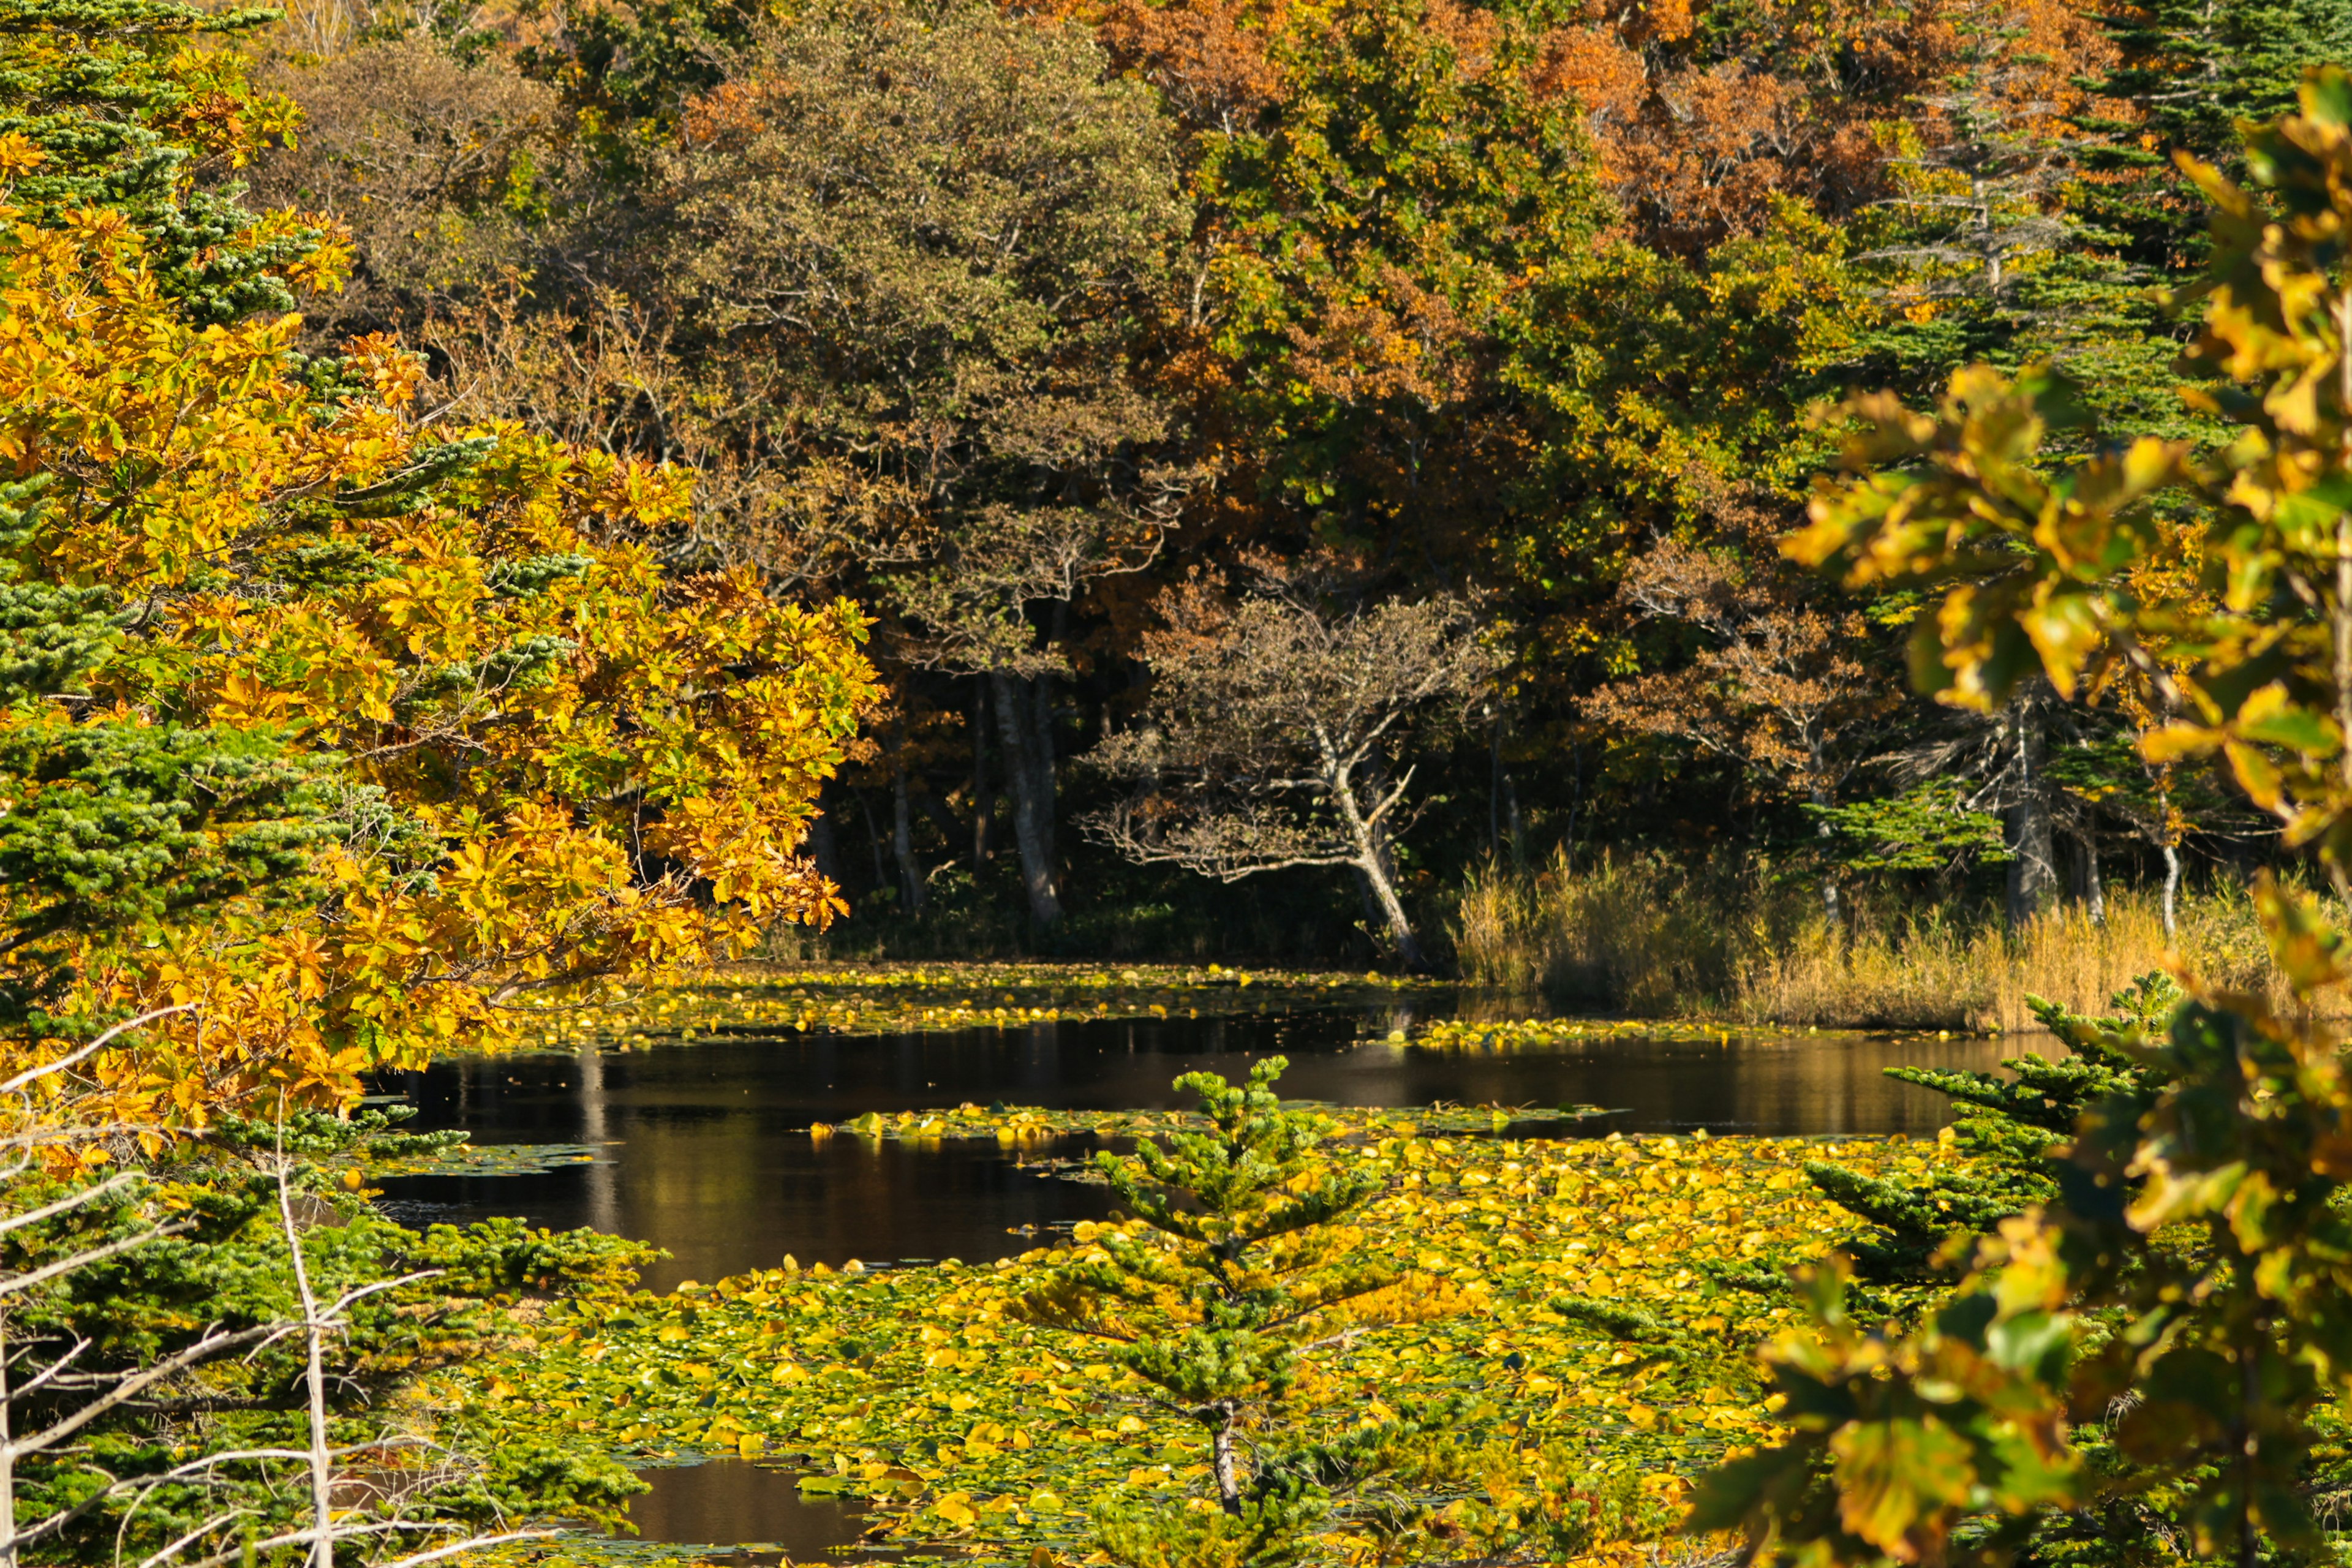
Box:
1525 0 2115 252
1095 0 1291 134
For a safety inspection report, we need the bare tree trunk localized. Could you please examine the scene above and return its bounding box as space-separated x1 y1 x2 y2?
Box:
1488 709 1503 862
1329 760 1426 971
1808 740 1842 931
2082 831 2105 926
2004 693 2056 929
2162 839 2182 939
1 1314 17 1568
1212 1410 1241 1514
990 671 1062 927
891 763 925 914
276 1162 335 1568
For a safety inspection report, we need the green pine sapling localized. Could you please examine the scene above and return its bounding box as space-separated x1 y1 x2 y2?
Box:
1016 1057 1419 1563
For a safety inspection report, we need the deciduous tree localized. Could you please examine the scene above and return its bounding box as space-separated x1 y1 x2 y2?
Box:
0 167 875 1117
1588 489 1899 922
1698 69 2352 1567
1087 565 1491 969
628 0 1193 926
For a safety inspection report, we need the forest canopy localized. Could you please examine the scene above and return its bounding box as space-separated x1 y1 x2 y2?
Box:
11 0 2351 990
223 0 2352 970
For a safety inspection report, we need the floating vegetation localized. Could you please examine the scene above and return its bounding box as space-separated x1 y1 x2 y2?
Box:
366 1141 607 1178
1408 1017 1819 1050
807 1101 1616 1145
446 1127 1951 1562
513 963 1447 1052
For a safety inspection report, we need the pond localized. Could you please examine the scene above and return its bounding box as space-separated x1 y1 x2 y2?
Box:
377 1006 2009 1287
373 1003 2017 1558
622 1460 875 1564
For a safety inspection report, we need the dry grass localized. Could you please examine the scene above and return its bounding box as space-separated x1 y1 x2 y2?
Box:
1450 849 2294 1031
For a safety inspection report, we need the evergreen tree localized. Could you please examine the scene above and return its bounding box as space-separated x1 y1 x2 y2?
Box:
0 0 328 324
1016 1058 1448 1566
1806 974 2177 1299
2077 0 2352 273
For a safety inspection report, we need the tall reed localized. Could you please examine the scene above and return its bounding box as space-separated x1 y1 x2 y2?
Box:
1451 850 2290 1031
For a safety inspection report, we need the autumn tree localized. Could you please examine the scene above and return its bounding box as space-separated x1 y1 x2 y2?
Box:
1191 0 1595 561
244 35 569 347
0 135 874 1118
595 0 1191 928
1587 492 1898 922
0 7 873 1561
1087 565 1491 970
0 0 326 325
1859 1 2079 307
1523 0 2107 256
1698 70 2352 1566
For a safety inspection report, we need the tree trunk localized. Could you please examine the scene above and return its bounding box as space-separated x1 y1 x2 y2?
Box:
2082 831 2105 926
1 1317 17 1568
990 671 1062 927
891 763 925 914
970 680 992 872
1504 772 1527 869
2162 838 2182 939
1327 755 1426 971
1488 710 1503 861
1212 1409 1241 1514
856 788 888 894
2003 693 2056 929
807 797 843 889
1808 744 1842 932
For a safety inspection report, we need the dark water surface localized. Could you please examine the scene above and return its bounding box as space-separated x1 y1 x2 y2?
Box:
622 1461 870 1561
375 1006 2014 1555
377 1008 2008 1289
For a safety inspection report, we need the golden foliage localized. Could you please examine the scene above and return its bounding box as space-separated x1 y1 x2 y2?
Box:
452 1123 1948 1561
0 206 878 1119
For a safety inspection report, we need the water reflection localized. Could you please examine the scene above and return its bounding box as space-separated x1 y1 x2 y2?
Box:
375 1009 2019 1291
624 1460 870 1560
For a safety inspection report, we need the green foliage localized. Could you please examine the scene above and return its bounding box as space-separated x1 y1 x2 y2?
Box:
1690 1250 2081 1566
1017 1057 1406 1550
1499 211 1863 609
2077 0 2352 274
463 1122 1951 1559
1805 781 2010 876
1198 0 1599 524
0 717 330 1022
1705 70 2352 1566
0 477 333 1028
1799 974 2174 1304
6 1144 651 1562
